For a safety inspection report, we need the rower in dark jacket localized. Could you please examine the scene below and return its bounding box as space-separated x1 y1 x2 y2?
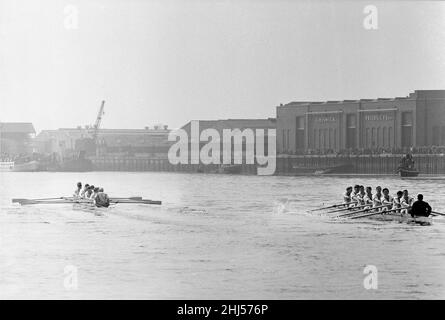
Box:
410 194 432 217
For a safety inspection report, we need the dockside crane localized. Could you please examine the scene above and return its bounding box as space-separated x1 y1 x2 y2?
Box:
89 100 105 144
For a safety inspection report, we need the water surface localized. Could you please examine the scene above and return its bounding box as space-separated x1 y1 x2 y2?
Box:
1 172 444 299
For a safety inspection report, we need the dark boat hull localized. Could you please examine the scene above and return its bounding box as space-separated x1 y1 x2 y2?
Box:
293 163 353 175
399 168 419 177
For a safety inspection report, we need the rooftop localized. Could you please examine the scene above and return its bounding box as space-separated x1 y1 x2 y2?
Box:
0 122 36 134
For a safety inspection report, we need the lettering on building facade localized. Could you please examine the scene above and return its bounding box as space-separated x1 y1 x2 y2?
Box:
364 114 393 121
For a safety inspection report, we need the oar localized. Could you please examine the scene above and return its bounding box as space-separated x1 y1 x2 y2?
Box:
350 207 401 219
111 200 162 205
310 202 349 212
110 197 143 201
432 211 445 217
337 205 388 218
327 203 369 213
12 197 75 203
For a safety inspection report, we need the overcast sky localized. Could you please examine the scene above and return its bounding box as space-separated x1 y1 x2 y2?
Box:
1 0 445 133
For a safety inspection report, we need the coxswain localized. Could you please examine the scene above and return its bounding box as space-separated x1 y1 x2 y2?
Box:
363 187 373 209
410 194 432 217
343 186 353 206
372 186 383 209
381 188 394 212
73 182 82 198
401 189 414 215
94 188 110 208
392 191 404 213
80 184 90 198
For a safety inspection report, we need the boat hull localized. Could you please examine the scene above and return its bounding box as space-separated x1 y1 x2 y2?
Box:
72 201 110 214
0 161 14 171
11 161 39 172
399 168 419 177
293 163 353 175
365 212 432 225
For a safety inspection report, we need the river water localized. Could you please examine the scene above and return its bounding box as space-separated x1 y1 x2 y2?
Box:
0 172 444 299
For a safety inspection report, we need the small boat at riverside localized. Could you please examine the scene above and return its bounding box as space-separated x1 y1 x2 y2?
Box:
12 196 162 211
398 167 420 177
0 160 39 172
293 163 353 175
217 164 242 174
0 161 14 171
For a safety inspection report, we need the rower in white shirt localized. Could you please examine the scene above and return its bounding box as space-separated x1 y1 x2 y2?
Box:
351 185 361 207
392 190 404 213
343 186 353 206
400 189 414 215
80 184 90 198
90 187 100 200
372 186 383 210
381 188 394 212
73 182 82 198
363 186 374 210
356 185 366 206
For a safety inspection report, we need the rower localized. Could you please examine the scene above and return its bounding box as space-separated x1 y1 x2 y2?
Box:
410 194 432 217
73 182 82 198
363 186 373 209
381 188 394 212
94 188 110 208
392 191 404 213
372 186 383 210
80 184 90 198
85 185 94 199
90 187 100 200
401 189 414 215
351 185 361 206
357 185 366 206
343 186 353 206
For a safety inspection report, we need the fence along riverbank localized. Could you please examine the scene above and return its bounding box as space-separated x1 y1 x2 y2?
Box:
87 154 445 175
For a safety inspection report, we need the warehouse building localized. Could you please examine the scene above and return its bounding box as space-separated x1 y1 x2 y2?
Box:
0 122 36 158
276 90 445 154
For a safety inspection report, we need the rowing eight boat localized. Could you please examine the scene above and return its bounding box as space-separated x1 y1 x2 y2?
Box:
12 196 162 209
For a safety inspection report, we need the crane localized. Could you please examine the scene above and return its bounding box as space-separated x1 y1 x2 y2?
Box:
90 100 105 143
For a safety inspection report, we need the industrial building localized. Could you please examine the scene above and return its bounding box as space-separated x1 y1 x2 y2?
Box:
276 90 445 154
34 125 171 159
0 122 36 158
180 118 276 162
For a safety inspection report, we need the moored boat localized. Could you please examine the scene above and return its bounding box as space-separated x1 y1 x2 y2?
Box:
293 163 353 175
399 168 420 177
11 160 39 172
0 161 14 171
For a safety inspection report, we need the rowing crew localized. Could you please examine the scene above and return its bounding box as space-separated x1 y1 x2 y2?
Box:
73 182 110 208
343 185 432 217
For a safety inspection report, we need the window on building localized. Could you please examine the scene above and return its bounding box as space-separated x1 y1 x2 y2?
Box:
371 127 376 149
401 112 413 148
295 117 305 151
442 126 445 146
313 129 318 149
329 128 332 149
346 114 356 149
333 128 337 149
377 127 381 148
432 126 440 146
282 130 286 152
388 127 392 148
287 130 290 151
382 127 387 148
